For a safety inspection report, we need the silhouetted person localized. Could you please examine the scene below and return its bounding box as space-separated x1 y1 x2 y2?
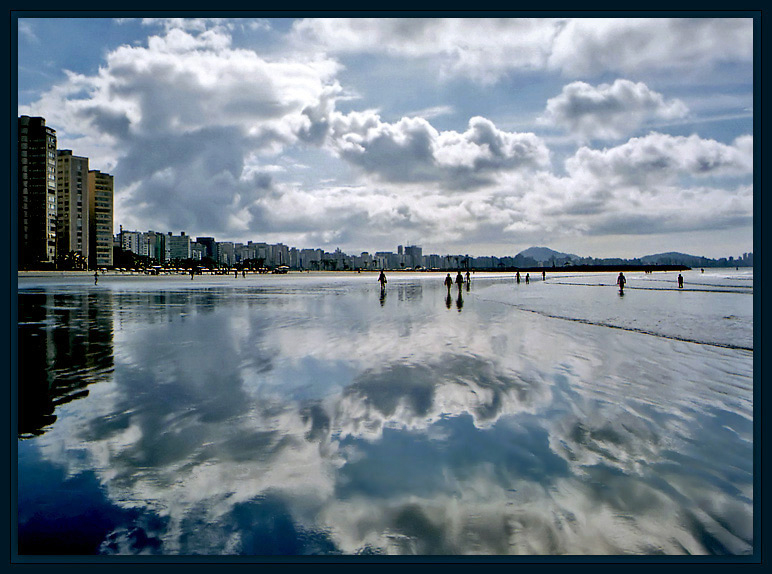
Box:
190 267 195 279
445 293 452 309
444 273 453 293
678 273 684 289
465 271 471 284
455 271 464 291
94 271 99 285
242 268 246 278
516 271 521 284
617 272 626 293
542 270 546 281
378 270 387 291
525 273 530 284
701 268 704 273
235 269 238 278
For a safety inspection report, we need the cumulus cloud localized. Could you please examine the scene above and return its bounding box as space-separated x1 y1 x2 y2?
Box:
327 112 551 188
291 18 753 82
566 132 753 186
548 18 753 77
20 23 342 237
18 18 753 254
539 79 689 140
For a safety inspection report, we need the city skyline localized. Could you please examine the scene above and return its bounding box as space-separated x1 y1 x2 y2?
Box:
17 15 755 259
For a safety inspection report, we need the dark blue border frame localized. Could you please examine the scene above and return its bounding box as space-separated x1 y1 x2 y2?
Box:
6 9 764 567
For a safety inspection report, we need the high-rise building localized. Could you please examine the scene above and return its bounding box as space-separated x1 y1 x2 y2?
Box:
195 237 217 261
88 170 114 269
405 245 423 269
141 231 165 261
120 227 141 254
56 150 90 267
18 116 58 267
166 232 191 261
217 241 235 266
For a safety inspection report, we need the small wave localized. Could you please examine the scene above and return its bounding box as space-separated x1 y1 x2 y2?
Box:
547 282 752 294
473 294 753 352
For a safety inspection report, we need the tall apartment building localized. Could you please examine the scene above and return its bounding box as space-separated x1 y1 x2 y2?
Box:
217 241 235 266
141 231 165 261
56 150 90 266
120 227 141 254
88 170 114 269
18 116 58 267
405 245 423 269
166 232 191 261
195 237 217 261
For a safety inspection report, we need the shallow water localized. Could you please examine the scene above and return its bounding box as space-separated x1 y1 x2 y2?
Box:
16 270 753 555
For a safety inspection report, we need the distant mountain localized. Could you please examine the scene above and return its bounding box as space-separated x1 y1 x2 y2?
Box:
639 252 713 267
516 246 578 263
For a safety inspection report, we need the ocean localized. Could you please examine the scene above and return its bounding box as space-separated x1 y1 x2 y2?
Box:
16 268 754 556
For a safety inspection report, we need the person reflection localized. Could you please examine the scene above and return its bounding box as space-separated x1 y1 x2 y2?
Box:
445 292 452 309
380 288 387 307
456 291 464 311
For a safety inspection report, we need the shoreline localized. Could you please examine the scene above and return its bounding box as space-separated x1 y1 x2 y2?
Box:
18 264 721 280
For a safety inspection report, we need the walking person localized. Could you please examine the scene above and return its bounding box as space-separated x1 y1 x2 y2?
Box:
542 270 546 281
455 271 464 291
617 271 626 293
444 273 453 294
516 271 521 284
525 273 530 284
378 270 387 292
678 273 684 289
94 271 99 285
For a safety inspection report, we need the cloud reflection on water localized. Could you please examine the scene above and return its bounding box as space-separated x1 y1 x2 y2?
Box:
18 275 753 555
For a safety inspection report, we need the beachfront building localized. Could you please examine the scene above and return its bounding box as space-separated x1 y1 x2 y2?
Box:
196 237 217 261
217 241 235 267
140 231 166 261
405 245 423 269
119 228 140 254
234 241 258 263
191 243 205 261
352 252 373 269
272 243 290 267
166 232 191 261
88 170 114 269
56 150 90 267
18 116 58 268
299 248 323 269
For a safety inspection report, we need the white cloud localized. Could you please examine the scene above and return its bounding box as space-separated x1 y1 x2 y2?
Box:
18 18 753 255
539 79 689 140
19 24 342 238
566 132 753 186
326 112 551 188
291 18 753 83
548 18 753 77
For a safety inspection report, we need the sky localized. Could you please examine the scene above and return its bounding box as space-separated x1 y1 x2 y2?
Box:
16 15 755 259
